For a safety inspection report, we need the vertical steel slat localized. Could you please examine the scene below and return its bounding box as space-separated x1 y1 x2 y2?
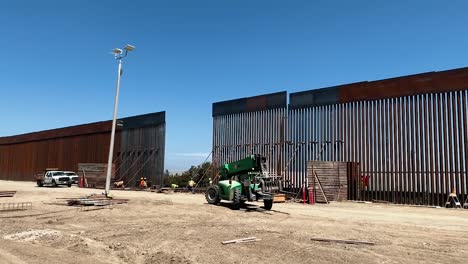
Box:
389 98 394 202
462 91 468 204
416 96 422 204
442 93 449 198
395 98 401 203
428 94 435 205
437 94 444 203
447 93 455 196
410 96 418 204
402 96 408 204
348 102 352 163
436 93 444 205
456 92 464 203
383 99 388 202
344 103 348 163
367 101 372 200
391 98 396 203
382 99 386 202
350 102 354 163
378 100 383 201
424 95 431 205
432 94 441 205
344 103 349 163
414 96 420 204
400 97 406 204
334 105 337 161
454 92 461 200
383 99 391 201
409 96 415 204
361 102 365 198
402 97 408 204
419 95 426 204
353 102 359 198
362 101 372 200
372 100 377 201
409 97 413 203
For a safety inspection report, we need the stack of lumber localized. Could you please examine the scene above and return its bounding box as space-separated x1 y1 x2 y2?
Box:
0 191 16 198
307 161 348 203
78 163 114 188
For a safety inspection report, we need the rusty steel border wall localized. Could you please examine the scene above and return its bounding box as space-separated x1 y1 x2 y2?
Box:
212 67 468 206
116 112 166 186
212 92 287 177
0 112 166 186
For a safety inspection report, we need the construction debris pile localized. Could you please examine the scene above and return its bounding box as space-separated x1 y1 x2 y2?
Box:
60 194 128 207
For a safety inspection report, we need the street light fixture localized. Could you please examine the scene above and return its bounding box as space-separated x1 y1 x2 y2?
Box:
124 44 135 51
105 44 135 196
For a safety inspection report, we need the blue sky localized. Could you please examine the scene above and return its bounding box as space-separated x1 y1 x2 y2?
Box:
1 1 468 170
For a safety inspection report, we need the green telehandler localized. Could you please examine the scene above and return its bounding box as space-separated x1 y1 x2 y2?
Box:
205 154 275 210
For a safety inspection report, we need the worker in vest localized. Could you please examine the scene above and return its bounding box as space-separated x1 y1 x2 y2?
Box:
139 177 147 189
188 179 195 193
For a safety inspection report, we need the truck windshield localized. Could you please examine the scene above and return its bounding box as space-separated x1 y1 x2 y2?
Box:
65 173 77 176
53 172 65 176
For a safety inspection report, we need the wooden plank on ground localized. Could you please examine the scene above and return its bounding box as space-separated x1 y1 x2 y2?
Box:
310 237 375 245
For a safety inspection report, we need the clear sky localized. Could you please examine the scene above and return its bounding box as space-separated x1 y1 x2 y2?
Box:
1 0 468 170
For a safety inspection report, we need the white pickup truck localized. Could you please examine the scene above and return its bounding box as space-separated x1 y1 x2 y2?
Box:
35 170 72 187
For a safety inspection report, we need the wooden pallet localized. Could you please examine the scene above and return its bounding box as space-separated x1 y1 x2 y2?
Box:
273 194 286 203
307 161 348 203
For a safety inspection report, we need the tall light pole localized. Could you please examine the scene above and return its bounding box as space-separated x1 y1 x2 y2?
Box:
105 44 135 196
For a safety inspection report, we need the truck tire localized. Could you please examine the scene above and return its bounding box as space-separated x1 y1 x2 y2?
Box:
67 183 72 187
263 199 273 210
205 185 220 205
51 180 57 187
37 180 43 187
231 188 241 210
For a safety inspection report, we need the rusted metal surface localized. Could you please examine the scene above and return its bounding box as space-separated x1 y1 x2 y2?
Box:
212 92 286 117
212 93 287 184
289 88 468 206
0 121 115 145
0 112 165 185
339 67 468 103
0 131 119 181
213 67 468 206
116 112 165 186
288 67 468 108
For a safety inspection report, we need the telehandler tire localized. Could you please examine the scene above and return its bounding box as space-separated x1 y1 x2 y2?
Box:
263 199 273 210
231 188 241 210
205 185 220 205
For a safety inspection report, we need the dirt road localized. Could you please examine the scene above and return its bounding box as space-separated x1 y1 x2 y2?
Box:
0 180 467 264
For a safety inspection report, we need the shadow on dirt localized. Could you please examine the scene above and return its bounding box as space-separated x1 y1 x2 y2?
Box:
216 201 290 215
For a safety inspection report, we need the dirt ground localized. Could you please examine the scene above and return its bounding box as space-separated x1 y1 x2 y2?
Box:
0 180 467 264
